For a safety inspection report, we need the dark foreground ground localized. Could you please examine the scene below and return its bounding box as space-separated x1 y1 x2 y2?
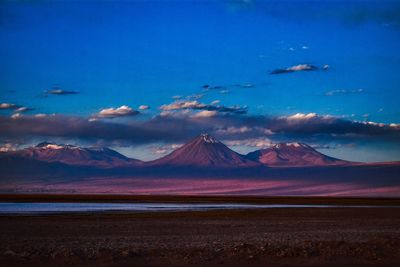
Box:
1 206 400 267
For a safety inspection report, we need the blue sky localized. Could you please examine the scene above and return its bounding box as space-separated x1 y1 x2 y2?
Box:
1 0 400 161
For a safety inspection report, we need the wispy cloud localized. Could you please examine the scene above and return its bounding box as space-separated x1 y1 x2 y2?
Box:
325 89 364 96
216 126 253 134
234 83 255 88
46 89 79 95
186 94 204 100
152 143 183 155
201 85 226 91
224 138 272 148
14 107 34 113
270 64 321 74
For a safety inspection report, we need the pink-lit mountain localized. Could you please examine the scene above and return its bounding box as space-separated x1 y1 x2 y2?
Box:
6 142 141 168
148 134 260 168
1 134 400 196
246 142 351 167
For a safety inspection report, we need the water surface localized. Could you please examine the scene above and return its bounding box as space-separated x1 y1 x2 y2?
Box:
0 202 395 214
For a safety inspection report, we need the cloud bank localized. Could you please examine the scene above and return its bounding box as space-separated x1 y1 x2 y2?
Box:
1 112 399 148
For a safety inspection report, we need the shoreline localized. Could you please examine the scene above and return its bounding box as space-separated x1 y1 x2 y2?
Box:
0 194 399 205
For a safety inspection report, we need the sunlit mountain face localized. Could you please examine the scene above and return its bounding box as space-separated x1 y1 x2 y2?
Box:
1 134 399 196
0 134 354 168
0 0 399 164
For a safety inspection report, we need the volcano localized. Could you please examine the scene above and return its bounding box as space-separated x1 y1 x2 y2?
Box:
7 142 141 168
246 142 351 167
148 134 259 168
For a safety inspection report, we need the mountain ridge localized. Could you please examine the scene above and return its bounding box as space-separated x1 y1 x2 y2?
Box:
1 134 395 169
5 142 142 168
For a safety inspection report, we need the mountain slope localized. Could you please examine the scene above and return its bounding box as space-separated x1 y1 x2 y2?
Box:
148 134 259 168
7 142 141 168
246 142 351 167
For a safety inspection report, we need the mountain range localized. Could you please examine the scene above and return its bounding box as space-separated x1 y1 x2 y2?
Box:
0 134 353 169
1 134 399 196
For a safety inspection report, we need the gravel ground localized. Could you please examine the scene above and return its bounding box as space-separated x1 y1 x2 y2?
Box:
1 208 400 267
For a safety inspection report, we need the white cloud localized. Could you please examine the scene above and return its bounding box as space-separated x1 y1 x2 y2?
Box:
271 64 319 74
160 100 247 115
95 105 139 118
366 121 385 127
0 103 17 109
287 64 315 71
138 105 150 110
285 113 335 122
34 113 53 118
287 113 318 120
0 143 18 152
160 101 206 111
11 113 23 119
263 128 275 135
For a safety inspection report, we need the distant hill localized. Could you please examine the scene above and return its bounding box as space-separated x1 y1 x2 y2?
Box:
5 142 141 168
246 142 351 167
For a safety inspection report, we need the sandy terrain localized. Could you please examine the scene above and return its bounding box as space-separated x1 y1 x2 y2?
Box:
1 206 400 266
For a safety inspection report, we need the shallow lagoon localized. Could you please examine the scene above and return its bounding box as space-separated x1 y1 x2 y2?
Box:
0 202 394 214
